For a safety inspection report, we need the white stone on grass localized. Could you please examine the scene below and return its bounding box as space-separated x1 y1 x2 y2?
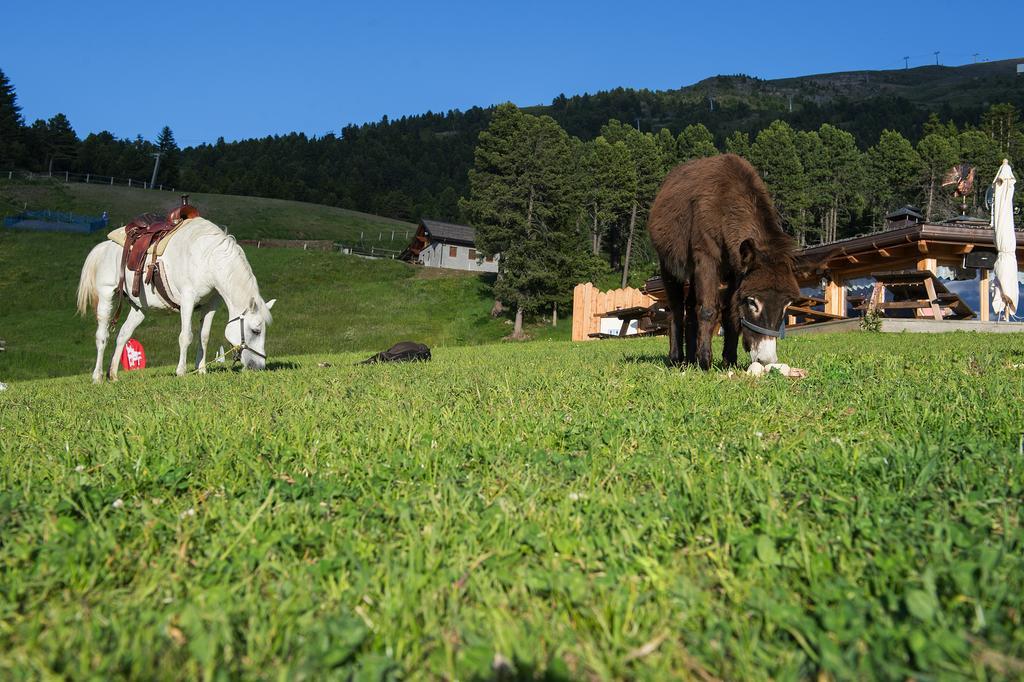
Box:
746 362 807 378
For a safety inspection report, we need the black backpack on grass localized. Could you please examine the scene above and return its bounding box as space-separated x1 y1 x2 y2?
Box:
359 341 431 364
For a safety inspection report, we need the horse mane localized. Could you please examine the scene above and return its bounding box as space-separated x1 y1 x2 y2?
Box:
192 219 273 324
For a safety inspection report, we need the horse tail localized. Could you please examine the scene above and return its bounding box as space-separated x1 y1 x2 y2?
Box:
77 244 106 317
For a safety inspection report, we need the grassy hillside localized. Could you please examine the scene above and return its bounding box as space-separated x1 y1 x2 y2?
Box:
769 59 1024 110
535 58 1024 149
0 229 565 382
0 176 416 243
1 333 1022 679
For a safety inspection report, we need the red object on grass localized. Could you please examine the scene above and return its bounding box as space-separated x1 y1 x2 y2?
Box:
120 338 146 371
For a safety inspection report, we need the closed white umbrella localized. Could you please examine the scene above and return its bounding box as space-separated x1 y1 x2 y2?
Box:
991 159 1017 320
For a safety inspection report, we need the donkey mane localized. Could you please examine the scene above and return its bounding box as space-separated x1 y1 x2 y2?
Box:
727 154 797 267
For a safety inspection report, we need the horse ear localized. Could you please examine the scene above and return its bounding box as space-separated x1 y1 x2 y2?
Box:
739 239 758 272
248 297 259 314
265 298 276 310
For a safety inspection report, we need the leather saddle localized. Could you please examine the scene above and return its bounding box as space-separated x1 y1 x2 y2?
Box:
116 200 200 310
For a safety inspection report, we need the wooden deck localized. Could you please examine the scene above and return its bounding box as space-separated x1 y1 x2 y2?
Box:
787 318 1024 336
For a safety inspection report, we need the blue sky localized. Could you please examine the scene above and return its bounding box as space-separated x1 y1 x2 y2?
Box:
3 1 1021 147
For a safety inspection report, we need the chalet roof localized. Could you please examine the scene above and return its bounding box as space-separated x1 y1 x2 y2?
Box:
793 220 1024 285
797 220 1023 263
938 215 988 227
885 205 923 221
421 219 477 245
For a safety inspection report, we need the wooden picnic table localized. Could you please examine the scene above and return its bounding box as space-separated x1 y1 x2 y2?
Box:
861 270 974 320
588 304 670 339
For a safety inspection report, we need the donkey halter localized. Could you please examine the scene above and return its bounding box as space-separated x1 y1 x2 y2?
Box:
740 315 786 339
227 314 267 362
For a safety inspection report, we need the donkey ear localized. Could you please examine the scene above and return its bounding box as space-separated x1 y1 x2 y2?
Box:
739 239 758 272
265 298 276 310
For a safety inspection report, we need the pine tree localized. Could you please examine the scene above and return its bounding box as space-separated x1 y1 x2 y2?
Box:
817 124 864 242
958 129 1001 212
922 113 958 141
676 123 718 161
33 114 80 173
156 126 178 152
654 127 678 170
725 131 752 158
980 103 1021 160
750 120 809 243
461 104 579 338
796 130 826 244
155 125 180 186
864 129 921 226
600 120 665 285
917 133 959 220
978 105 1024 214
0 68 25 167
78 131 120 177
579 137 634 256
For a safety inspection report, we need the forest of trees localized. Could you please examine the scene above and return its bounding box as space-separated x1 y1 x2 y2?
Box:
3 64 1022 227
0 71 182 188
2 65 1023 330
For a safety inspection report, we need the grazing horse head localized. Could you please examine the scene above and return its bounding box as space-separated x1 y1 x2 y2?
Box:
225 297 276 370
735 238 800 366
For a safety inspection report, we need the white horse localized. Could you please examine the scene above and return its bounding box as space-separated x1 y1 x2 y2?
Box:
76 217 276 383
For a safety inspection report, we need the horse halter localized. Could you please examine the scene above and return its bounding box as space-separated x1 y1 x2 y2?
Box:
227 314 267 361
740 315 786 339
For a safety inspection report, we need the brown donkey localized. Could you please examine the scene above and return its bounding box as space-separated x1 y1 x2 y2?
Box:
648 154 800 369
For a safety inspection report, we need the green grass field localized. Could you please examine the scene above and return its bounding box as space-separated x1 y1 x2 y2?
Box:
0 229 566 383
1 333 1022 679
2 181 1023 679
1 177 416 243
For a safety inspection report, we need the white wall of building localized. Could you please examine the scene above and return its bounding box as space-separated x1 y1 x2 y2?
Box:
418 242 499 273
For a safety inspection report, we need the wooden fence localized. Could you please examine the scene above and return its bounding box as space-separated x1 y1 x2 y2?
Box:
571 282 655 341
2 168 172 192
238 239 335 251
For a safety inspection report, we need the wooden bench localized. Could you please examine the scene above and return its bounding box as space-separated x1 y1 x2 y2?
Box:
861 270 975 320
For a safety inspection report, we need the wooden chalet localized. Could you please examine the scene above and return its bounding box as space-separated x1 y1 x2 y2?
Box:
796 209 1024 324
400 219 499 273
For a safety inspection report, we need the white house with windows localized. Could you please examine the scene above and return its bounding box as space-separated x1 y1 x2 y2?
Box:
400 219 499 273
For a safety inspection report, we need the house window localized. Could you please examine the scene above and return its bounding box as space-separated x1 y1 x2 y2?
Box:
485 255 493 263
449 246 458 258
469 249 477 260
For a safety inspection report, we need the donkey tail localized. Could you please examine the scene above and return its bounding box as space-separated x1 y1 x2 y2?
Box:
77 244 107 317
